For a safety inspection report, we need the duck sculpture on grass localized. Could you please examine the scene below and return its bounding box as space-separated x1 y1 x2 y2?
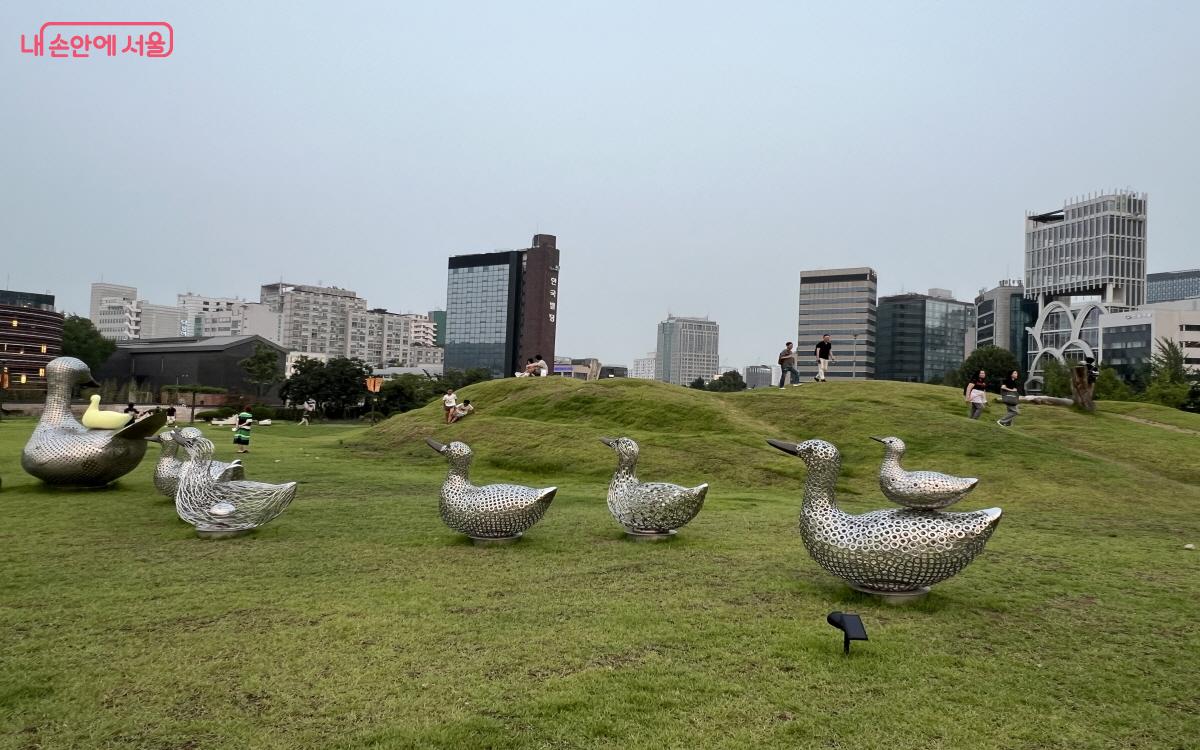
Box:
426 438 556 544
22 357 166 487
173 429 296 538
147 427 244 498
768 437 1001 597
870 436 978 509
600 437 708 540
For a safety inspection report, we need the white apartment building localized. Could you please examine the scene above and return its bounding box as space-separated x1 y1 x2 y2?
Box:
89 283 184 341
260 283 367 357
656 316 719 386
630 352 657 379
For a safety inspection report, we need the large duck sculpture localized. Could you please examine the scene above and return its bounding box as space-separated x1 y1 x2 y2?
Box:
173 429 296 537
147 427 244 498
22 357 166 487
600 437 708 539
426 438 556 544
768 438 1001 596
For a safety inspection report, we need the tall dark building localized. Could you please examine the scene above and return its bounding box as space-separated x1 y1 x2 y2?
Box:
876 291 973 383
0 290 63 395
444 234 561 377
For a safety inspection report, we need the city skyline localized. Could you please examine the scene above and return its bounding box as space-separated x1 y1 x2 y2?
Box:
3 3 1199 369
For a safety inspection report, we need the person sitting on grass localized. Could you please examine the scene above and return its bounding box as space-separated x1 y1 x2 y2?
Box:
449 399 474 423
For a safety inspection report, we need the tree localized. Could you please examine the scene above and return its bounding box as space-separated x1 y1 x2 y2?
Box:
956 346 1020 389
279 356 328 406
380 373 438 414
321 357 372 418
1040 359 1072 398
707 370 747 392
1093 367 1134 402
61 315 116 370
688 377 707 390
238 343 283 398
1150 338 1189 385
437 368 493 392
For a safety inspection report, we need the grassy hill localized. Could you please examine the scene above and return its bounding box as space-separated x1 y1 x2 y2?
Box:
1 379 1197 749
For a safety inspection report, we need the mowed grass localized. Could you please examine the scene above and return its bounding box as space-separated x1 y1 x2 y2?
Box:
1 378 1198 749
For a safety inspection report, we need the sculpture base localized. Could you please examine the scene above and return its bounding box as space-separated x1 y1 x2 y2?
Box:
847 582 930 603
625 528 677 542
469 534 521 546
196 527 254 540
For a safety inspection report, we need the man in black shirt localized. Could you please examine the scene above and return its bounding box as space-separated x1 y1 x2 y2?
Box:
814 335 834 382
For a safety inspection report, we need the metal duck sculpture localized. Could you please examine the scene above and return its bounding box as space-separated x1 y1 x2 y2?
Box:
147 427 244 498
174 429 296 538
768 438 1001 596
870 436 978 509
600 436 708 539
22 357 166 487
426 438 556 544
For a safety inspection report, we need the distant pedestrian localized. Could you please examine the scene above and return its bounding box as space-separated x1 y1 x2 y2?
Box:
165 405 177 426
442 389 457 424
997 370 1021 427
778 342 801 388
535 354 549 377
299 398 316 426
814 335 835 382
233 410 253 453
965 369 988 420
1084 356 1099 385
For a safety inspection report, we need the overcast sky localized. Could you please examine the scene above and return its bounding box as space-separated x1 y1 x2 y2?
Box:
3 1 1198 368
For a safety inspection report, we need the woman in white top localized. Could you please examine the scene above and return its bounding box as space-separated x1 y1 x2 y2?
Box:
964 370 988 419
442 389 457 424
535 355 549 377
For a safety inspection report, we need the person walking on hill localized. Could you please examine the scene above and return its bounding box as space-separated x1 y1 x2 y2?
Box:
997 370 1022 427
814 335 835 382
778 342 801 388
965 369 988 420
442 389 457 424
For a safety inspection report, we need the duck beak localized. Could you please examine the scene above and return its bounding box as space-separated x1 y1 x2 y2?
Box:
869 436 885 443
599 437 617 448
425 438 447 453
145 434 163 443
766 439 800 456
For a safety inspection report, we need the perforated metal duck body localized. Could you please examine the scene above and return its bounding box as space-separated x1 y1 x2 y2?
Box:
21 357 166 487
871 436 979 509
148 428 244 498
769 438 1001 594
427 439 556 540
175 432 295 533
601 437 708 533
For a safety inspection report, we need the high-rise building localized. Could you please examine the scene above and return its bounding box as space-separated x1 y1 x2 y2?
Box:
744 365 773 389
444 234 560 377
1147 269 1200 303
797 267 877 379
876 290 974 383
428 310 446 347
89 283 185 341
90 283 137 322
193 301 282 343
260 282 367 357
975 280 1038 366
630 352 657 379
655 316 719 385
1025 191 1148 390
0 290 63 394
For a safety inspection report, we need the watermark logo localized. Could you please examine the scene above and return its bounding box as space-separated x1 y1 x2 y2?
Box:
20 22 173 58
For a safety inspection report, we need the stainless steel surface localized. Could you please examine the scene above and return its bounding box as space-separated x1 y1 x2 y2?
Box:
148 428 244 498
174 430 296 536
769 438 1002 594
601 437 708 535
870 436 978 509
428 439 556 540
21 357 165 487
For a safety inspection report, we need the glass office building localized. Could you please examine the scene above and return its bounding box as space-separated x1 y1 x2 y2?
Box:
876 292 973 383
1147 270 1200 303
797 267 877 379
444 235 560 377
975 280 1038 369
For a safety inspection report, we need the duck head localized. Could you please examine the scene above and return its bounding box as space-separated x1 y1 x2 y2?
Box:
171 427 214 458
426 438 473 470
46 356 100 391
599 436 640 465
767 438 839 466
870 435 906 457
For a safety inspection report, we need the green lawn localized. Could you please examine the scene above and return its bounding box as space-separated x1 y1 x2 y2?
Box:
1 379 1198 749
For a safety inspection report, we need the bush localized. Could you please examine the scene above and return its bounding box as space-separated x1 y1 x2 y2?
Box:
195 407 236 420
247 404 276 420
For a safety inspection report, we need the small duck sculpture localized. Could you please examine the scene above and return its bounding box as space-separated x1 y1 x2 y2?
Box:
426 438 556 543
871 435 978 509
22 357 166 487
600 437 708 538
81 394 134 430
768 438 1001 596
174 429 296 537
147 427 244 498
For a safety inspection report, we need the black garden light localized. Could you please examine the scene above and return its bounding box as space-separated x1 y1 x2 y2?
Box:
827 611 868 654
